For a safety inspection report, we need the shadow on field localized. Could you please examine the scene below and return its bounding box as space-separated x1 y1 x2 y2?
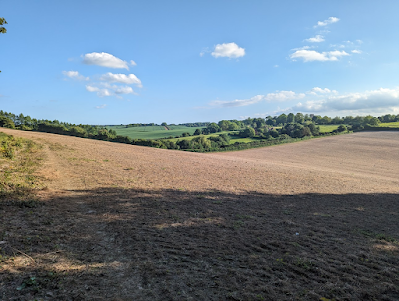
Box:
1 188 399 300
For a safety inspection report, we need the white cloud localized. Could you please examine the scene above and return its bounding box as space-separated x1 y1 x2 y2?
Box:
328 50 349 57
86 83 135 97
100 72 142 87
86 85 99 92
265 91 305 101
113 86 135 95
290 50 349 62
308 87 338 95
305 35 325 43
130 60 137 66
291 46 314 51
62 70 89 81
211 43 245 59
86 85 111 97
351 50 362 54
83 52 129 69
95 104 107 109
314 17 340 28
291 88 399 113
210 91 305 107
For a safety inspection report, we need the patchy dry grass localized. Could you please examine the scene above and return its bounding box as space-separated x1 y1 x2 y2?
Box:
0 132 45 202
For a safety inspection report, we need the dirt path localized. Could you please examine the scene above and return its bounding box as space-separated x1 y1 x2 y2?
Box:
1 128 399 300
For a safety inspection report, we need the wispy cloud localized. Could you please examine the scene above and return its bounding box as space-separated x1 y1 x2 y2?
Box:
95 104 107 109
290 50 349 62
351 50 362 54
83 52 130 69
314 17 339 28
291 88 399 113
305 35 325 43
210 91 305 107
62 70 89 81
100 72 142 87
113 85 135 95
211 43 245 59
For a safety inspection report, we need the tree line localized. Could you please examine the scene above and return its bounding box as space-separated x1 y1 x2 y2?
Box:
0 110 398 152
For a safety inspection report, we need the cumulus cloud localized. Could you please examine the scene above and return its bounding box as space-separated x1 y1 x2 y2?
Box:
305 35 325 43
210 91 305 107
86 83 135 97
211 43 245 59
290 50 349 62
83 52 129 69
314 17 340 28
291 88 399 113
62 70 89 81
100 72 142 87
351 50 362 54
308 87 338 95
85 85 111 97
95 104 107 109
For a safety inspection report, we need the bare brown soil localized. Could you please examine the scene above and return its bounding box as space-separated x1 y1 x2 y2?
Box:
1 128 399 300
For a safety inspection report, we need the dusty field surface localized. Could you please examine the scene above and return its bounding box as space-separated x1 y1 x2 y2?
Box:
0 128 398 300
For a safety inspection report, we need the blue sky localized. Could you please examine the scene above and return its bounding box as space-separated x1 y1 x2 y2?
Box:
1 0 399 124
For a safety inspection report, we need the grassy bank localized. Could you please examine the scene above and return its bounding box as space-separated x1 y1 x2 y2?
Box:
0 132 44 202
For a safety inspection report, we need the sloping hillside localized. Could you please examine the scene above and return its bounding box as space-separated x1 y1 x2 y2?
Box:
1 128 398 300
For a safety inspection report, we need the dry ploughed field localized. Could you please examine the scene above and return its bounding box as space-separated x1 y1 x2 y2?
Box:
1 128 399 300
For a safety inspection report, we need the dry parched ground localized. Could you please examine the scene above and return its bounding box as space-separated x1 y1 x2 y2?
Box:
0 128 399 300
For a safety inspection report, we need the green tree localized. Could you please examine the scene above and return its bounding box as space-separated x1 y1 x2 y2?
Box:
1 18 7 73
276 113 287 125
0 18 6 34
287 113 295 123
265 116 276 126
207 122 221 133
228 122 239 131
308 123 320 136
218 120 231 131
0 116 15 128
193 128 201 135
191 135 211 149
239 127 255 138
295 113 304 124
363 115 380 126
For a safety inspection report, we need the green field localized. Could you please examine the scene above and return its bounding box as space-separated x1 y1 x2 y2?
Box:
107 125 204 139
318 124 342 133
377 122 399 128
107 124 344 142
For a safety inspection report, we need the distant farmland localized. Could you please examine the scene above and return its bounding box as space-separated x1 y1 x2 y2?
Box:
376 122 399 128
106 125 205 139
